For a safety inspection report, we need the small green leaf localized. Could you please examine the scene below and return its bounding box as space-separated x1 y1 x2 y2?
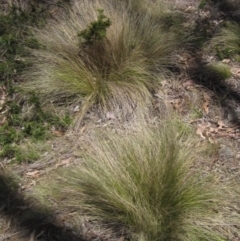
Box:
198 0 207 9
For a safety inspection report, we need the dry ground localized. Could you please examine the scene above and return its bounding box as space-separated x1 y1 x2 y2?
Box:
1 0 240 240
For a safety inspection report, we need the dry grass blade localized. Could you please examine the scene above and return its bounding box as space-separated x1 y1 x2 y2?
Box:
22 0 181 125
210 22 240 60
41 118 240 241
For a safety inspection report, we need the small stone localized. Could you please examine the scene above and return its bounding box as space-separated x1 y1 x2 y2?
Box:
222 59 230 64
106 111 115 120
218 145 235 159
227 113 236 122
236 153 240 159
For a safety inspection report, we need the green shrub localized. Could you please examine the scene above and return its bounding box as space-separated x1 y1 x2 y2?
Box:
78 9 111 46
0 93 71 161
0 125 22 145
22 122 48 141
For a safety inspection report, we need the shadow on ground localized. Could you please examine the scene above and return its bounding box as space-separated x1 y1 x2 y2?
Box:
188 56 240 126
0 170 86 241
183 0 240 124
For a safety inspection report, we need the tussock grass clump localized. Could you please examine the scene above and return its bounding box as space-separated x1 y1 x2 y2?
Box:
202 62 232 81
210 22 240 60
48 119 240 240
23 0 180 122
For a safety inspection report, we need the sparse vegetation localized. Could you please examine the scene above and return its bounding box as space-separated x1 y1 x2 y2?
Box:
0 143 41 163
0 91 71 162
0 4 46 85
0 1 72 163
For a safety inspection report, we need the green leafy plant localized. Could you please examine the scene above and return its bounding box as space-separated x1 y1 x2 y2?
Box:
22 122 48 141
0 91 71 162
198 0 207 10
0 124 22 145
0 4 45 85
0 3 60 163
78 9 111 46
